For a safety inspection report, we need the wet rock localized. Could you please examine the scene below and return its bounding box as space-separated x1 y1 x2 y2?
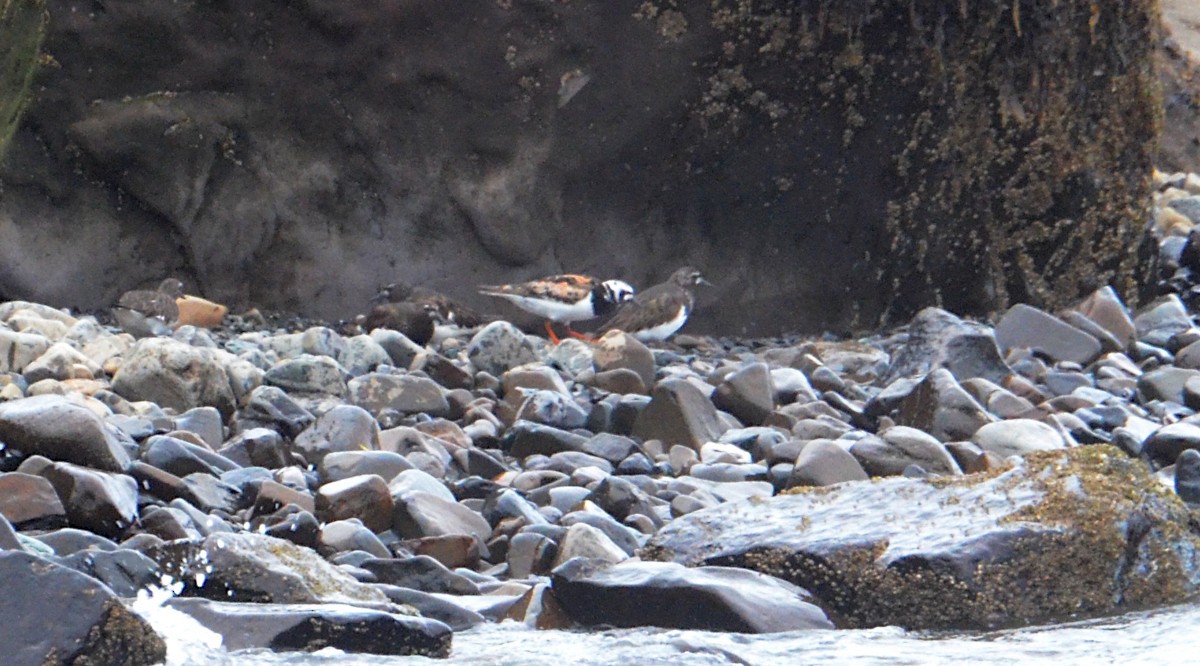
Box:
467 322 539 377
376 585 486 630
218 428 291 469
112 337 235 417
995 303 1102 365
895 369 994 442
545 339 594 378
502 364 571 397
788 439 869 487
1134 296 1192 347
0 395 133 472
970 419 1067 459
593 331 656 390
632 379 726 451
318 519 391 558
1143 422 1200 465
850 426 961 477
147 532 388 604
712 362 775 426
181 473 241 514
551 558 832 633
167 597 451 657
0 472 66 529
585 476 663 526
885 308 1011 383
315 474 393 533
389 468 456 504
241 385 316 438
319 450 414 485
263 509 320 549
552 523 628 567
1072 288 1137 350
292 404 381 467
264 354 349 396
0 551 166 666
646 447 1197 630
59 547 162 597
1175 449 1200 504
143 434 240 477
507 532 558 579
505 420 588 458
1137 366 1200 404
359 555 480 595
38 462 138 539
348 373 450 417
392 491 491 544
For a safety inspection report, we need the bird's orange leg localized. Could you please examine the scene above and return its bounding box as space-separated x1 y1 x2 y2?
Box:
565 325 597 343
544 320 562 345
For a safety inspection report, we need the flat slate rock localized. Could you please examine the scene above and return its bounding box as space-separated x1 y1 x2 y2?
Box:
995 303 1102 365
167 597 451 657
550 558 832 633
0 551 165 666
644 446 1200 630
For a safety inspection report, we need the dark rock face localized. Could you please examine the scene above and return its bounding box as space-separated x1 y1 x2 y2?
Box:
643 447 1200 630
167 598 452 658
0 551 166 666
0 1 1157 334
0 0 45 161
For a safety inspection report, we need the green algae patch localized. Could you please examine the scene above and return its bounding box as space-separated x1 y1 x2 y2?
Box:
0 0 46 161
646 446 1200 630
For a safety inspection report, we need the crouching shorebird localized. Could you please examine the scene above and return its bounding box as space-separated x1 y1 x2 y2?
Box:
113 278 184 338
601 266 710 342
366 282 493 344
479 273 635 344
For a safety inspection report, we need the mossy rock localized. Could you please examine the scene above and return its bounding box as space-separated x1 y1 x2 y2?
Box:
0 0 46 161
644 446 1200 630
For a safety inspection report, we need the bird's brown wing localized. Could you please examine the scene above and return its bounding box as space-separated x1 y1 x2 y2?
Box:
601 287 684 332
117 290 179 321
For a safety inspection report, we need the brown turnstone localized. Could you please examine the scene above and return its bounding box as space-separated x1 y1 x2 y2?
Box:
361 299 439 346
374 282 491 329
479 273 635 344
601 266 710 342
113 278 184 337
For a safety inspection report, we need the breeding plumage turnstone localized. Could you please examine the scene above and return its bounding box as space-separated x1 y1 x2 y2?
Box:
113 278 184 337
601 266 710 342
479 273 635 343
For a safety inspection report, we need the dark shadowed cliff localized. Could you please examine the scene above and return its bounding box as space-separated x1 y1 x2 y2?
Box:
0 1 1161 335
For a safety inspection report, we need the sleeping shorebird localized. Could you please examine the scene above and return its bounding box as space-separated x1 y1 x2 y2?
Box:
479 273 635 344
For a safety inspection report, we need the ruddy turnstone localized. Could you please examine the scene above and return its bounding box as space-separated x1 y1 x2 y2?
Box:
601 266 710 342
479 273 635 343
113 278 184 337
374 282 491 329
361 299 439 346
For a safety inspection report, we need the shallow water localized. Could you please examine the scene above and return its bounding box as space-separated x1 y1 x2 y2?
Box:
137 592 1198 666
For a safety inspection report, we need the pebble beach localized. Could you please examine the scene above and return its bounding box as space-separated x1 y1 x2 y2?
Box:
6 170 1200 663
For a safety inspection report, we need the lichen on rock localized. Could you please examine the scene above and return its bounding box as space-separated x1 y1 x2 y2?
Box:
644 446 1200 630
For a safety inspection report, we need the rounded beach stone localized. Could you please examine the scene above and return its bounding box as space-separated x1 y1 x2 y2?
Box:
0 394 133 472
467 322 540 377
264 354 350 395
712 362 775 426
293 404 381 467
111 337 235 418
348 373 450 417
1175 449 1200 504
970 419 1066 459
593 331 656 391
1144 422 1200 465
787 439 869 487
315 474 394 534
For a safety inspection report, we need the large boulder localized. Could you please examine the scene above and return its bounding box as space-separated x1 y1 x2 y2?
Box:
0 395 133 471
111 338 235 418
0 1 1158 334
0 551 165 666
644 446 1200 630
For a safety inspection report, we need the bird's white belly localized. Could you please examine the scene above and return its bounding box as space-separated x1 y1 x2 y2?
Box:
497 293 594 322
633 305 688 342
